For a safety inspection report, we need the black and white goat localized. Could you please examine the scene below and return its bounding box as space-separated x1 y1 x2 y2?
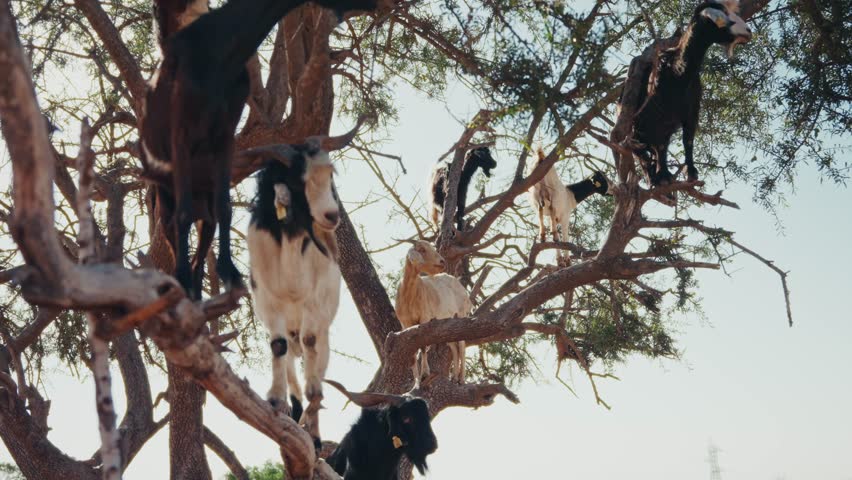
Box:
247 145 340 449
629 0 752 186
528 148 612 244
324 380 438 480
429 147 497 231
140 0 375 298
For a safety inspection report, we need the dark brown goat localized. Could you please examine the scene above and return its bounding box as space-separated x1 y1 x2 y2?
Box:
140 0 375 298
629 0 752 186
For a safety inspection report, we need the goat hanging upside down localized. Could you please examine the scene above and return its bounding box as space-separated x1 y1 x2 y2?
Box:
247 145 340 449
395 240 471 385
140 0 376 298
628 0 753 186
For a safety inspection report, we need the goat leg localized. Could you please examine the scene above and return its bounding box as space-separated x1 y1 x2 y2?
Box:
682 118 699 182
173 191 194 294
635 150 656 186
190 219 215 300
457 340 466 383
411 349 422 388
266 336 292 416
420 345 431 381
537 205 546 243
213 153 244 291
654 147 674 186
302 329 329 450
448 342 459 381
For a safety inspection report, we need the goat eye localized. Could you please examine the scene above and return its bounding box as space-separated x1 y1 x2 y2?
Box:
402 417 412 424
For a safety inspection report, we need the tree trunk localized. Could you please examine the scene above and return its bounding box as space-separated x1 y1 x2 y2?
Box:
168 364 212 480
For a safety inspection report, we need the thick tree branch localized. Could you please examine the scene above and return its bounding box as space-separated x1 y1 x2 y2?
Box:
336 203 400 357
0 390 98 480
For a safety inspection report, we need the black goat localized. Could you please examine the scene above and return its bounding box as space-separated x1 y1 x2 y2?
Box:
140 0 374 298
324 380 438 480
430 147 497 231
629 0 752 186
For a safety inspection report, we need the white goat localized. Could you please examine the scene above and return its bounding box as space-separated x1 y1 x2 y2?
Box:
395 240 472 384
528 148 612 245
247 150 340 448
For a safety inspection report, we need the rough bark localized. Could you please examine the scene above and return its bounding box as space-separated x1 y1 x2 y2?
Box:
0 392 99 480
168 365 212 480
113 332 158 467
335 204 400 357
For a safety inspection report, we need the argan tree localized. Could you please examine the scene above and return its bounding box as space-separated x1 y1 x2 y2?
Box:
0 0 848 479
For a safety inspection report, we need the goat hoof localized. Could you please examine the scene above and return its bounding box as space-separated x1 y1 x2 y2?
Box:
686 167 699 182
313 437 322 453
268 397 291 416
223 276 246 292
290 395 304 423
217 261 244 290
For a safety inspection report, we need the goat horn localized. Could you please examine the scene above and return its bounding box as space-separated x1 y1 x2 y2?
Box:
236 144 301 166
324 379 406 407
308 114 375 152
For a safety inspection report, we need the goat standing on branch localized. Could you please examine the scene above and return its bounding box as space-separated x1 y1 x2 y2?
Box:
325 380 438 480
247 144 340 449
396 240 472 385
429 147 498 231
140 0 375 298
528 148 612 246
626 0 753 187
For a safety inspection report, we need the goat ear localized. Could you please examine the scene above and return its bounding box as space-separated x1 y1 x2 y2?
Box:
700 7 729 28
406 249 424 266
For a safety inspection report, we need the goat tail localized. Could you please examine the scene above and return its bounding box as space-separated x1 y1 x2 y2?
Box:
536 146 546 163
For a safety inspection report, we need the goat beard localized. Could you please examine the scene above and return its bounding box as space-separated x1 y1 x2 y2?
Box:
724 36 749 58
407 453 429 475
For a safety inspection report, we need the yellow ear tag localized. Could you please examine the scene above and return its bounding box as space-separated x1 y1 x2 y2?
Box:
275 204 287 221
392 436 403 449
715 16 727 28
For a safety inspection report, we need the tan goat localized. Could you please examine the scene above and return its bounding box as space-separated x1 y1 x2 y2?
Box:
395 240 472 385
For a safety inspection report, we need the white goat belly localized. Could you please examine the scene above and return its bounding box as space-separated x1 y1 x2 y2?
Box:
248 226 341 327
248 227 312 300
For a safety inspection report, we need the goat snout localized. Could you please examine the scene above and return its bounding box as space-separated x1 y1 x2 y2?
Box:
324 211 340 226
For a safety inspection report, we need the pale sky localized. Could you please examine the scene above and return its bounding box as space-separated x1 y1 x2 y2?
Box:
2 40 852 480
